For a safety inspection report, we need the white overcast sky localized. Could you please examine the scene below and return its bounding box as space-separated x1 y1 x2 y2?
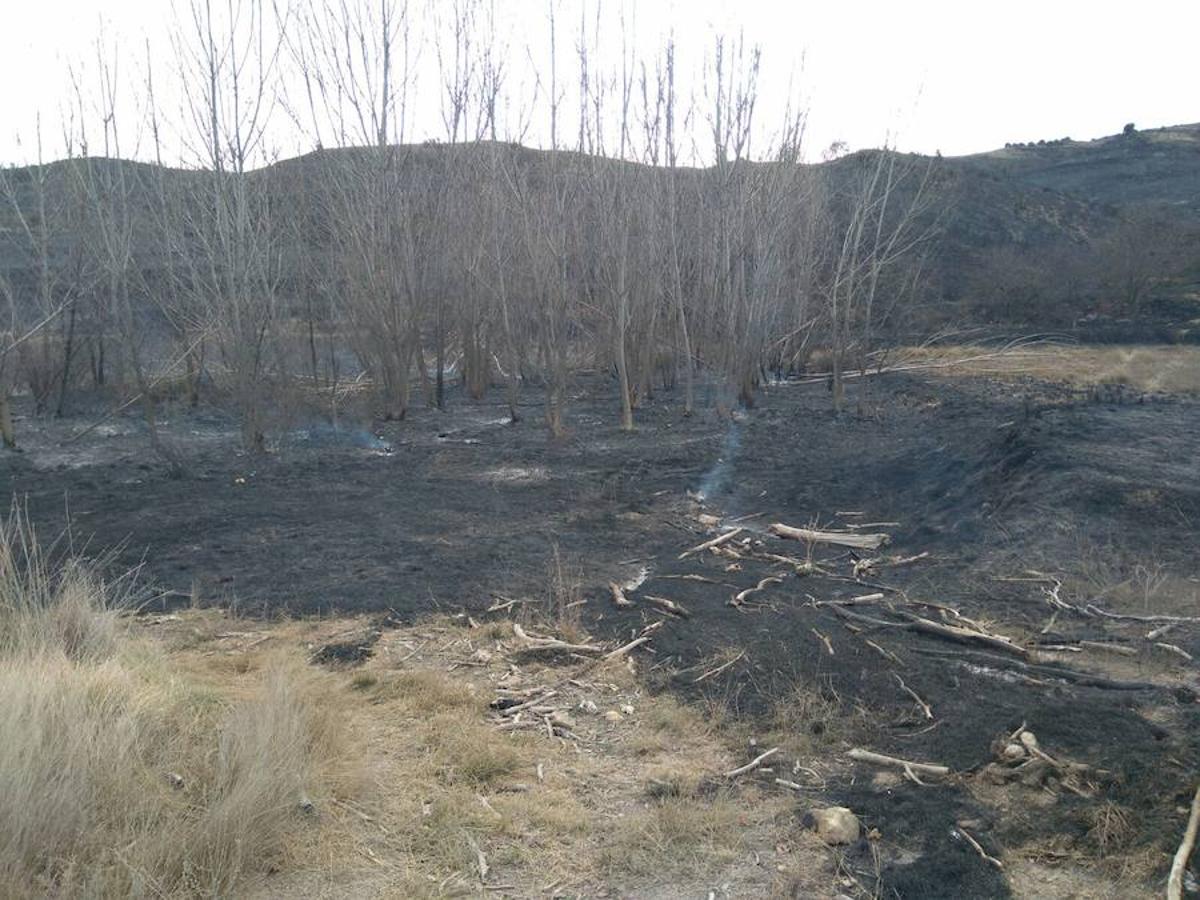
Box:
1 0 1197 165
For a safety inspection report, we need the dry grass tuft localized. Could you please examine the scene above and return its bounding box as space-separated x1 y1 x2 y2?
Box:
602 790 763 878
1086 800 1136 857
0 517 359 898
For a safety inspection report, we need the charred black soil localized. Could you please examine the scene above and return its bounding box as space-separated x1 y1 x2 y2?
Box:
3 371 1198 898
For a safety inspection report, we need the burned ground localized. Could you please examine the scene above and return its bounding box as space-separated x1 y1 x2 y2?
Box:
2 370 1197 898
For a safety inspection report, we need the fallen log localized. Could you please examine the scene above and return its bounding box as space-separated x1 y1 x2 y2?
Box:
1169 783 1200 900
901 613 1029 660
912 646 1162 691
769 523 890 551
847 747 950 778
1155 642 1194 662
829 604 1030 659
679 528 745 559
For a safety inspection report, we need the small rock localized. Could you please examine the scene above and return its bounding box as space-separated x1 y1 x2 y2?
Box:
1019 730 1039 751
578 699 599 714
603 710 624 723
805 807 860 845
620 703 635 716
165 772 185 790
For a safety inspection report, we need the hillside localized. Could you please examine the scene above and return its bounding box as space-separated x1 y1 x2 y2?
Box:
968 122 1200 212
2 123 1198 337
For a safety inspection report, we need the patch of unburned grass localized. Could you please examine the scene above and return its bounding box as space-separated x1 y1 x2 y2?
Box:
897 343 1200 394
600 789 767 879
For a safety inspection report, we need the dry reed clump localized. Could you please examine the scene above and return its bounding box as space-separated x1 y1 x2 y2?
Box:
0 513 358 898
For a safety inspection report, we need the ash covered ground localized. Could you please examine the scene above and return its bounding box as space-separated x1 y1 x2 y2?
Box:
3 371 1198 898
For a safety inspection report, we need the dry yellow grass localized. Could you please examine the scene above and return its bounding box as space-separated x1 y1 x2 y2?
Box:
0 517 361 899
894 344 1200 394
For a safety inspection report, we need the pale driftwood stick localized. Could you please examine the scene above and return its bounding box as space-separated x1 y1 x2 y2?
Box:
1078 640 1137 658
856 551 931 576
847 748 950 778
756 552 816 572
692 650 746 684
1169 784 1200 900
726 511 767 523
814 592 886 607
894 673 933 719
957 826 1003 870
644 594 691 618
731 576 784 607
1148 622 1178 640
656 573 719 584
769 523 890 551
865 639 903 665
601 623 662 662
604 636 650 660
811 628 835 656
609 582 634 609
1155 642 1194 662
725 746 780 778
512 624 603 654
1085 604 1200 625
465 832 489 882
679 528 745 559
497 691 558 718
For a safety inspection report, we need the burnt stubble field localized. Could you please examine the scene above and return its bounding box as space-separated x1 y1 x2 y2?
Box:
5 366 1198 898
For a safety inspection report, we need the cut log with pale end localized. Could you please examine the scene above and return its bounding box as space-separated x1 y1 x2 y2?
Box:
769 523 890 551
847 748 950 778
679 527 745 559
